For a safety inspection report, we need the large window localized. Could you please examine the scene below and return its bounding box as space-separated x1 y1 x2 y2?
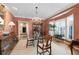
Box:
55 19 66 38
66 14 74 40
48 14 74 41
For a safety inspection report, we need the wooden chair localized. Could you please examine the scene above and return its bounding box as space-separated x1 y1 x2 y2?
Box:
26 36 35 48
37 35 52 55
69 40 79 55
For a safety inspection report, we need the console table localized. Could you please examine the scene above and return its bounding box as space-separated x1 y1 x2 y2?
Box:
0 32 18 55
70 40 79 55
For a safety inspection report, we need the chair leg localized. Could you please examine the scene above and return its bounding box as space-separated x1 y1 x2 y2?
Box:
37 45 38 54
49 44 52 55
33 40 35 47
49 47 51 55
42 48 44 55
26 37 28 48
70 45 73 55
26 40 28 48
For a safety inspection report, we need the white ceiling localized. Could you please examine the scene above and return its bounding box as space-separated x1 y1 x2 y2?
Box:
4 3 77 19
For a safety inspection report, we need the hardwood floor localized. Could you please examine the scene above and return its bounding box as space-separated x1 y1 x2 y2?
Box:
10 37 79 55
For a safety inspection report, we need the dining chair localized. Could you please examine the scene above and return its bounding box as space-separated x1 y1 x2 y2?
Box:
37 35 52 55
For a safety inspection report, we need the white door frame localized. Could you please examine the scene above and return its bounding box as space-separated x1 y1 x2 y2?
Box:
18 21 29 40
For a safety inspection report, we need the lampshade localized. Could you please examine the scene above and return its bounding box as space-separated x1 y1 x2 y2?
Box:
8 21 15 26
0 17 4 25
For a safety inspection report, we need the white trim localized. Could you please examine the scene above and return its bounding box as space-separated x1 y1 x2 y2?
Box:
51 8 73 19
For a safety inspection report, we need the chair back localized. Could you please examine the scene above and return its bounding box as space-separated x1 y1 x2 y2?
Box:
44 35 52 47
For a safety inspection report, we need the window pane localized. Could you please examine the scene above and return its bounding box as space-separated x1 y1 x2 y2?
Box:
55 19 66 38
67 14 74 40
48 21 54 36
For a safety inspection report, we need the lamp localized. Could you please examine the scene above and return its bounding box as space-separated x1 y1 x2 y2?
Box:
8 21 15 26
8 21 15 32
0 17 4 25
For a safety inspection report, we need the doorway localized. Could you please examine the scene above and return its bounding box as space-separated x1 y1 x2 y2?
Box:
18 21 29 40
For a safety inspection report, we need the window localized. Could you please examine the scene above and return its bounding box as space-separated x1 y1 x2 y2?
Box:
66 14 74 40
48 14 74 41
48 21 55 36
55 19 66 38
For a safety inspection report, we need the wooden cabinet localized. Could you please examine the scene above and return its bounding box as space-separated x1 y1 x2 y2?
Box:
32 23 43 40
0 32 18 55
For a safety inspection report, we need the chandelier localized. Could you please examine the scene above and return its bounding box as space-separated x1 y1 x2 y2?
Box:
32 6 42 24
